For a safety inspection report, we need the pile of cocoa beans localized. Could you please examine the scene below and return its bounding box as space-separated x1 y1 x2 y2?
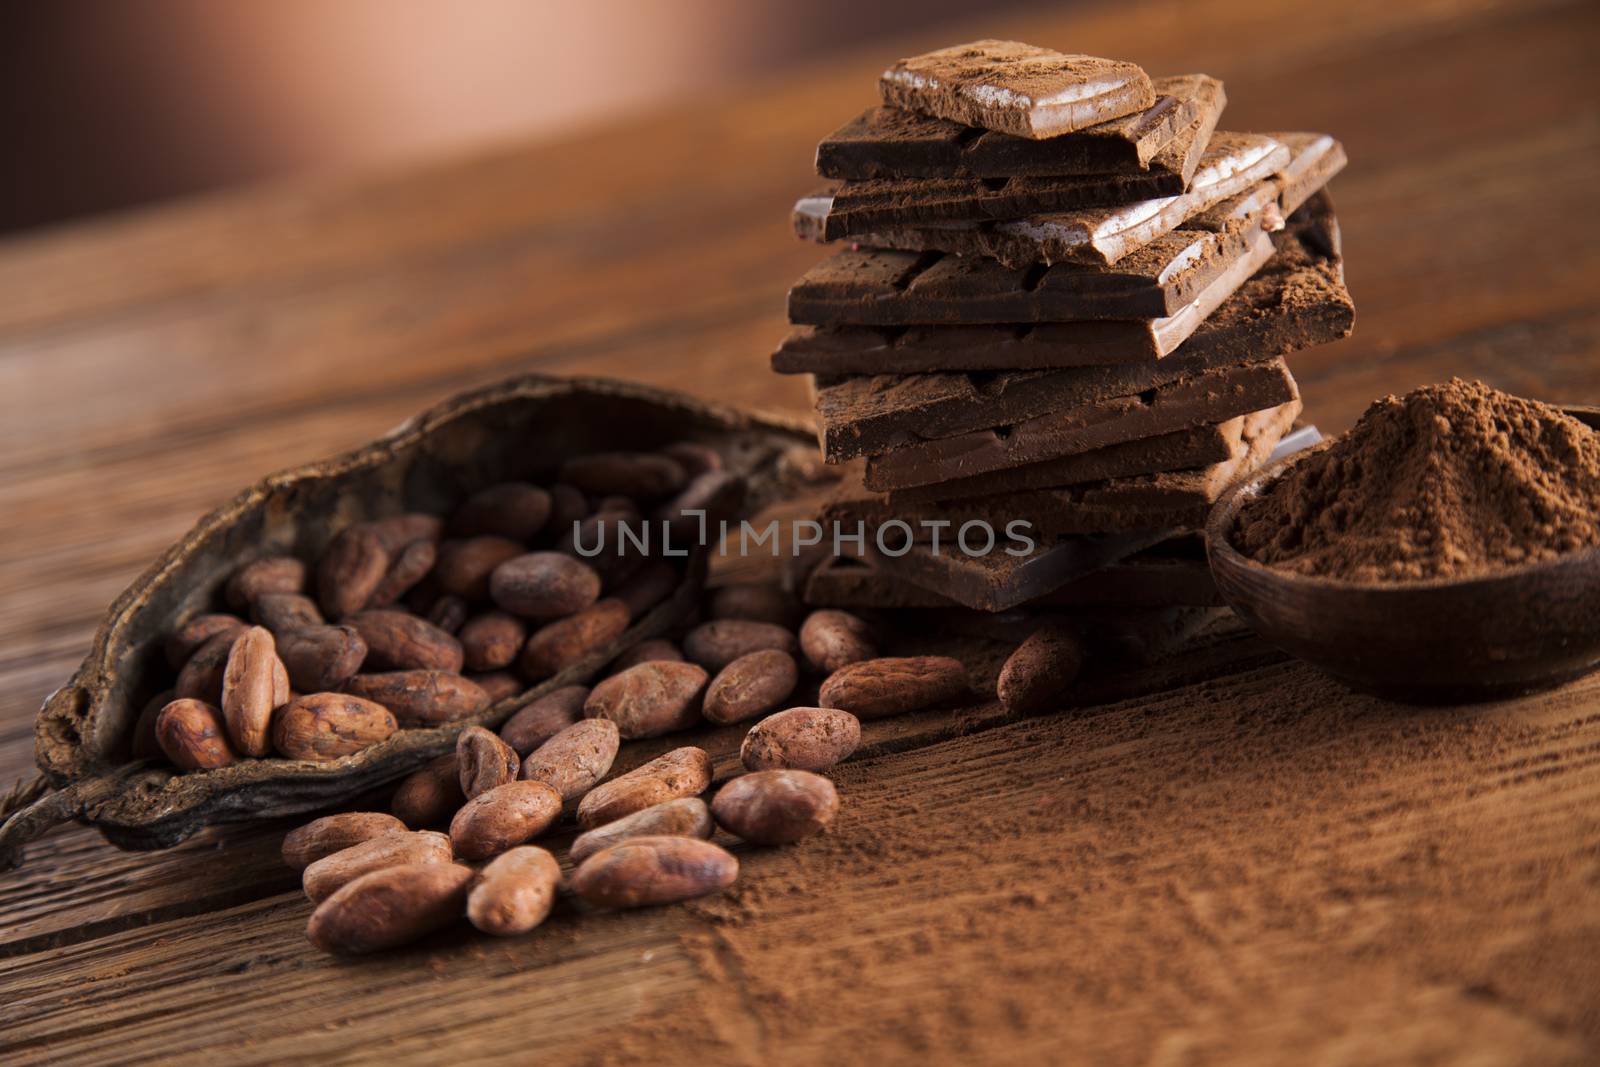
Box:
142 443 740 769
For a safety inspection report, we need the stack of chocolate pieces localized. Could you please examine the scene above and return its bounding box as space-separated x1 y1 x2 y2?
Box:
775 41 1355 645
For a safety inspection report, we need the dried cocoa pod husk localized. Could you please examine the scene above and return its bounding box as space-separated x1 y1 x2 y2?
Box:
11 376 810 867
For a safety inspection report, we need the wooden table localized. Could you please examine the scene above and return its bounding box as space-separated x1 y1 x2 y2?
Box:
3 0 1597 1062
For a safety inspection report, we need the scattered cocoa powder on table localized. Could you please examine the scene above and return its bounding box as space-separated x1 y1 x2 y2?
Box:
1235 379 1600 581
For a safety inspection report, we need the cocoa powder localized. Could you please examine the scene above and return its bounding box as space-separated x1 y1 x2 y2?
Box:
1236 379 1600 581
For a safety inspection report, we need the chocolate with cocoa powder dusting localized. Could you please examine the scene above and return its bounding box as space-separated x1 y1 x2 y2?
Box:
1235 379 1600 581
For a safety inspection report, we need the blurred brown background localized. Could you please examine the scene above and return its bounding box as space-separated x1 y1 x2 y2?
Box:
0 0 1049 235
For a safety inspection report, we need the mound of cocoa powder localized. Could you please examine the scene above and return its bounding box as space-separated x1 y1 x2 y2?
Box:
1234 378 1600 581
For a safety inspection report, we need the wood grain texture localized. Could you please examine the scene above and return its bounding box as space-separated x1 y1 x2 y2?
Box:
2 0 1597 1062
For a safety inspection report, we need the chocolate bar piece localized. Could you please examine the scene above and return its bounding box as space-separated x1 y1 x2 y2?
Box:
817 75 1224 181
879 40 1155 140
790 208 1266 326
861 359 1298 491
1271 131 1348 215
863 528 1173 612
803 131 1301 267
772 192 1349 375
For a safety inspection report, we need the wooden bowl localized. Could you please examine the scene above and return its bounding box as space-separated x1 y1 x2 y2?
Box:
1206 406 1600 703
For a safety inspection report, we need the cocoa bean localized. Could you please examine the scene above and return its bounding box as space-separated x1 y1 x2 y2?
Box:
272 693 397 760
681 619 799 672
702 649 798 725
433 536 524 601
349 609 464 672
468 670 523 704
569 836 737 908
568 798 712 865
489 552 602 620
366 513 444 554
659 441 723 477
559 508 649 585
458 612 528 671
225 556 307 612
456 726 520 799
307 862 473 955
364 538 437 609
220 626 291 756
609 561 681 620
545 483 589 541
707 584 802 629
174 630 240 705
740 707 860 772
318 525 391 619
583 661 707 739
711 770 839 845
519 599 630 680
155 698 237 770
449 780 563 860
466 846 562 937
609 638 682 674
277 624 368 692
164 613 246 669
451 483 552 541
426 593 469 634
392 754 465 828
997 623 1084 714
576 746 712 829
251 593 326 634
283 811 408 871
498 685 587 755
799 609 877 674
344 670 490 726
817 656 968 719
520 719 619 800
303 830 453 903
559 452 687 499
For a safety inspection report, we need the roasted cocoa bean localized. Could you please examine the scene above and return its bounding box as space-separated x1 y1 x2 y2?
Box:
818 656 968 719
307 862 473 955
576 746 712 829
165 613 247 669
659 441 723 477
366 512 444 553
426 593 470 634
583 661 707 739
609 561 681 620
318 525 391 619
272 693 397 760
740 707 861 772
568 798 713 865
392 754 465 828
343 670 490 726
467 846 562 937
545 483 589 541
520 719 619 800
519 599 630 680
489 552 602 620
559 451 687 499
702 649 798 725
303 830 453 903
155 698 238 769
174 630 240 705
456 726 520 800
997 623 1085 714
799 610 877 674
707 584 802 629
682 619 799 672
451 483 552 541
364 538 437 609
277 624 368 692
220 626 291 756
433 536 525 601
458 611 527 672
252 593 327 634
468 670 523 704
609 638 683 673
498 685 588 755
711 770 839 845
348 609 464 672
569 836 737 908
225 556 307 612
283 811 408 871
449 780 563 860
